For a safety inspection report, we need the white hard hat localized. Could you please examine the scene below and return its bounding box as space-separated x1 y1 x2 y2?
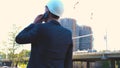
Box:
46 0 64 17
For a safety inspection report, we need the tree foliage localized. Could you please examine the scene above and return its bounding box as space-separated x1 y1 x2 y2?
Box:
17 49 30 64
1 24 30 67
7 24 22 67
0 51 6 59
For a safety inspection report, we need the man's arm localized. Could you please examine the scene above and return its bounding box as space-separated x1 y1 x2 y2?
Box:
15 23 41 44
16 14 44 44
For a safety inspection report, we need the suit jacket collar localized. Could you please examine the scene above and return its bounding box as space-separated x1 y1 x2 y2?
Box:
48 20 61 26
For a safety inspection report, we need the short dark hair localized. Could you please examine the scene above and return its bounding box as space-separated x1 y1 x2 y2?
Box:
50 12 59 19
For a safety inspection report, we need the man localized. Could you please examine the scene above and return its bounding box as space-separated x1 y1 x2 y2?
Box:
15 0 73 68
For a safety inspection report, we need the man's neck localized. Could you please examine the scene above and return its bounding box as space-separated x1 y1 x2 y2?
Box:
47 18 58 22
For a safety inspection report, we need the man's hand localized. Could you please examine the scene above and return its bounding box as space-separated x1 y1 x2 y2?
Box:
34 14 44 23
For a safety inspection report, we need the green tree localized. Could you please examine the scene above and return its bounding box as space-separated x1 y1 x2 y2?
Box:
19 49 30 57
7 24 22 67
1 41 9 59
0 51 6 59
18 49 30 64
1 24 30 67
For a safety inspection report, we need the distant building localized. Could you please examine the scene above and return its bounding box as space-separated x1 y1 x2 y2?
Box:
60 18 80 51
0 59 12 67
79 25 93 50
60 18 93 51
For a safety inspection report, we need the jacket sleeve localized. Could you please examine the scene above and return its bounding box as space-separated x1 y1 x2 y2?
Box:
64 42 73 68
15 23 41 44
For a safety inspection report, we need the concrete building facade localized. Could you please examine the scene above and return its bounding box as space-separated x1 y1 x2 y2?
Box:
60 18 93 51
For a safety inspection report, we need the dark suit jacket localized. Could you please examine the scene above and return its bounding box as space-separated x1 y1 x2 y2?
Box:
16 20 73 68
